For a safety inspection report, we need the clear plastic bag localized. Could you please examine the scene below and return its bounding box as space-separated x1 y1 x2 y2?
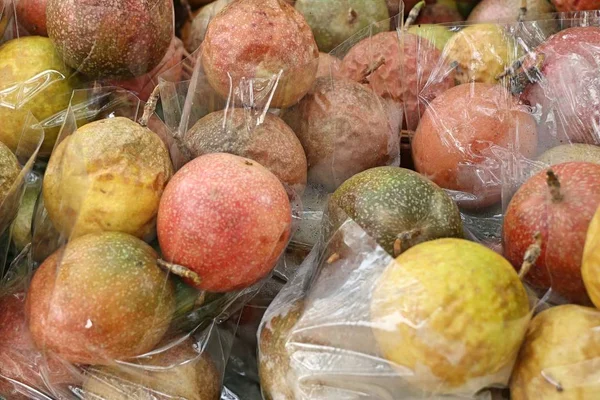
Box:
490 11 600 309
258 209 537 399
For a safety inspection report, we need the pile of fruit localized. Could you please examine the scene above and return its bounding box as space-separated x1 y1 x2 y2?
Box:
1 0 600 399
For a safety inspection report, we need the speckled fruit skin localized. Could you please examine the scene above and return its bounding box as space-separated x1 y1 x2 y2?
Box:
26 231 176 366
0 141 20 206
371 238 530 393
412 83 538 209
82 338 220 400
510 305 600 399
183 109 308 194
583 205 600 308
201 0 319 109
407 24 455 51
340 31 454 131
522 27 600 147
281 77 397 192
43 117 174 241
328 166 464 255
444 24 516 85
107 36 184 102
15 0 47 35
0 292 77 399
157 153 292 293
552 0 600 11
0 36 77 156
295 0 389 53
46 0 173 79
258 300 303 400
503 162 600 305
537 143 600 166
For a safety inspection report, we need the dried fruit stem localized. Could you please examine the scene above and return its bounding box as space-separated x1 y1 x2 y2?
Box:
138 85 161 127
393 228 422 257
519 232 542 280
518 0 528 21
359 57 386 83
347 8 358 24
404 1 425 30
327 252 340 264
546 169 563 202
157 259 202 287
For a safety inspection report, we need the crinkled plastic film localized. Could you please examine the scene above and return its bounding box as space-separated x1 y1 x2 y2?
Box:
1 85 291 400
258 207 537 399
159 2 404 271
395 12 539 252
496 11 600 310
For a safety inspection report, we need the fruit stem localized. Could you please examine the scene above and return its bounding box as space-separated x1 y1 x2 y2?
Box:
327 252 340 264
347 8 358 24
393 228 422 257
359 57 386 83
518 0 527 22
519 232 542 280
546 169 563 203
157 259 202 287
404 1 425 30
138 85 161 128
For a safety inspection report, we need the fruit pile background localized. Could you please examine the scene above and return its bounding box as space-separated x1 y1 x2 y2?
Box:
2 0 600 399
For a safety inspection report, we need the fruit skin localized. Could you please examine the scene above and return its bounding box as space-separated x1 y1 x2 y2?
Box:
183 109 308 194
157 153 292 293
537 144 600 166
522 27 600 147
258 300 303 400
0 140 20 206
503 162 600 305
201 0 319 109
582 205 600 307
510 304 600 399
15 0 47 35
412 83 538 209
340 31 454 131
328 166 464 255
0 36 78 156
183 0 234 53
316 52 342 78
551 0 600 11
43 117 174 241
46 0 173 79
0 292 77 399
82 338 221 400
281 77 398 192
444 23 516 84
468 0 555 23
407 24 455 51
415 0 464 24
294 0 389 53
107 36 184 102
371 238 530 393
11 175 40 251
26 231 176 366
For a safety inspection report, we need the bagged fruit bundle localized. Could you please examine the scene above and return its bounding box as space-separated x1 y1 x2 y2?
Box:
490 10 600 309
0 81 299 399
258 204 538 399
390 1 547 251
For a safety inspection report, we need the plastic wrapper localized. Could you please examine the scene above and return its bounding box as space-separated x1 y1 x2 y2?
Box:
0 80 300 399
258 208 538 399
489 11 600 310
160 1 402 267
